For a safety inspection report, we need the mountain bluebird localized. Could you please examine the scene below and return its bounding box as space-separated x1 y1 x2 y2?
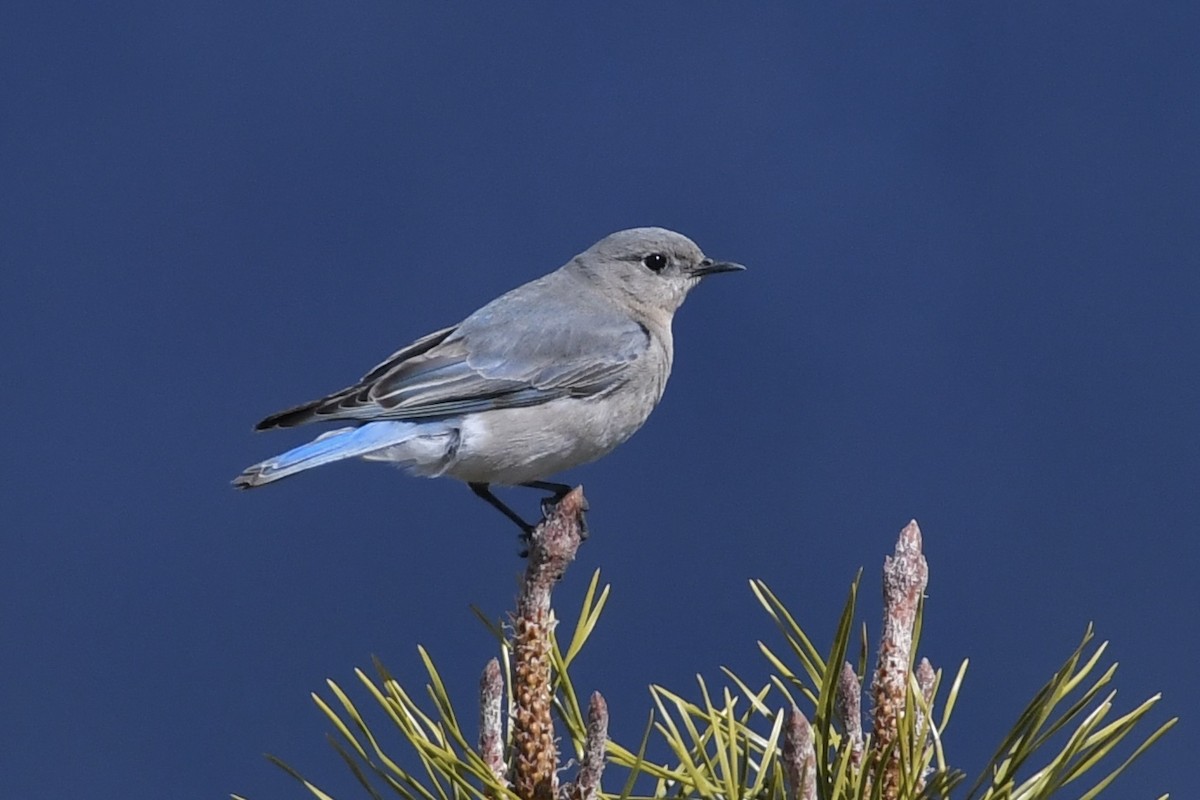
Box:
234 227 744 531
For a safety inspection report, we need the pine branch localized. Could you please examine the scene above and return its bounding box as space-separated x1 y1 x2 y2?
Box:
510 488 588 800
479 658 508 792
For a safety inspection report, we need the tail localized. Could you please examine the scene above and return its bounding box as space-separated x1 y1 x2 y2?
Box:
233 422 416 488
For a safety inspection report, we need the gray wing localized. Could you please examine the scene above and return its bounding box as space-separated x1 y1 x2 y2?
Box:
256 275 649 429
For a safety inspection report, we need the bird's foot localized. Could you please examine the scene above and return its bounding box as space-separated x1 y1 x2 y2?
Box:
516 524 535 558
539 492 589 540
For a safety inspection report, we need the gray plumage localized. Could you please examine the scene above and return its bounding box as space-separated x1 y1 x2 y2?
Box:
234 227 743 525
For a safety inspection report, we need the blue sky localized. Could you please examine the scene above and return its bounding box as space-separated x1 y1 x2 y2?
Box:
2 3 1196 798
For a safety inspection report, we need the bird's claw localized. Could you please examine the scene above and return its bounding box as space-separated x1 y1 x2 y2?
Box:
540 494 590 539
515 493 590 556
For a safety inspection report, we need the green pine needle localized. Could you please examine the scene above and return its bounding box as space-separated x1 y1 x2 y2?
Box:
247 571 1170 800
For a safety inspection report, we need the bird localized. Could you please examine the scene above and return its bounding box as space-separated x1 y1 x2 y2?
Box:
233 227 744 532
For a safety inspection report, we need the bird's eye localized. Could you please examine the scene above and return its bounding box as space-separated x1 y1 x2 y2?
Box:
642 253 669 272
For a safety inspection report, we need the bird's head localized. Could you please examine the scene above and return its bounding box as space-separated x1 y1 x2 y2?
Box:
569 227 745 315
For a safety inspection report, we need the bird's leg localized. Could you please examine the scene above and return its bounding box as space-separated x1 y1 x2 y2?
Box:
469 482 535 537
520 480 573 515
520 480 589 539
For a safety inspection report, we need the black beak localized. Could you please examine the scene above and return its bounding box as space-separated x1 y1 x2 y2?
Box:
693 258 747 277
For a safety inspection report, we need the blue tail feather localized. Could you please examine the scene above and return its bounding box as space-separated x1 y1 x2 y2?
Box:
233 422 416 488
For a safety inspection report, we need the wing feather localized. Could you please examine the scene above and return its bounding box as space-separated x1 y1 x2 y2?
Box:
255 274 648 429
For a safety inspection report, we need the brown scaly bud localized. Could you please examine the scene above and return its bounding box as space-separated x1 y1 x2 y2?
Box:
916 657 936 721
479 658 508 792
836 661 864 768
782 705 816 800
870 519 929 800
510 487 588 800
913 657 938 793
561 691 608 800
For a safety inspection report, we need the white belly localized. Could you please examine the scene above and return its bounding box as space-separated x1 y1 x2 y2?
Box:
441 391 659 485
363 327 673 485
